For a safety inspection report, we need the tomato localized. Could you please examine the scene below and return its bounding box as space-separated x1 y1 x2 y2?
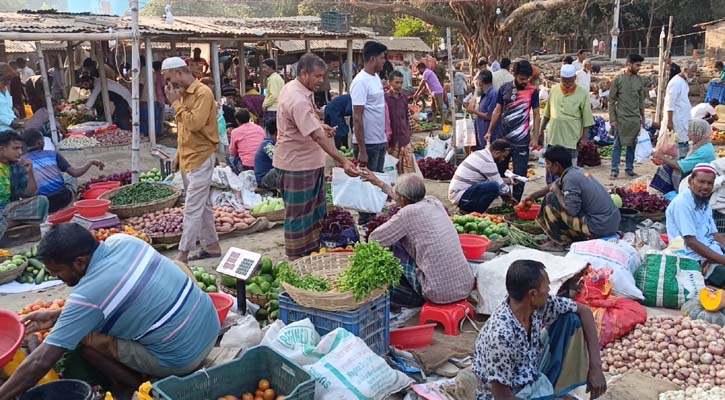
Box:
257 379 270 391
242 393 253 400
263 389 275 400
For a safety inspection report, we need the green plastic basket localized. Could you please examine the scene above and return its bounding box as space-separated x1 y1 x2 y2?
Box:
152 346 315 400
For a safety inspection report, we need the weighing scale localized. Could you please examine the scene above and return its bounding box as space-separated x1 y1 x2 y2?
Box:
215 247 263 314
70 213 121 230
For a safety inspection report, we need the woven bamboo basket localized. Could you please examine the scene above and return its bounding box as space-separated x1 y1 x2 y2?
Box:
251 208 285 222
505 216 544 235
0 259 27 285
486 236 510 253
282 252 386 311
149 232 183 245
100 183 181 219
220 284 270 306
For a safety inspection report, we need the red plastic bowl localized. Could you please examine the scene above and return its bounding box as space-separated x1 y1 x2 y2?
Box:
208 292 234 323
83 181 121 200
390 323 436 349
0 309 25 367
47 207 78 224
515 204 541 221
73 199 111 218
89 181 121 190
459 234 490 260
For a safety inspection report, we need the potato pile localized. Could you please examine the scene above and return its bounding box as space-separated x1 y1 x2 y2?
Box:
214 207 256 232
601 316 725 389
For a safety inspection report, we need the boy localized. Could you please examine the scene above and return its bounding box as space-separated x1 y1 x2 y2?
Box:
386 71 415 174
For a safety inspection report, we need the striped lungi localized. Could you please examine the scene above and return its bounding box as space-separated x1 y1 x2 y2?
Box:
0 196 50 238
279 168 327 259
536 193 591 246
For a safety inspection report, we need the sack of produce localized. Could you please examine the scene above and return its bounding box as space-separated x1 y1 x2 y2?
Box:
573 267 647 347
567 239 643 300
635 252 705 308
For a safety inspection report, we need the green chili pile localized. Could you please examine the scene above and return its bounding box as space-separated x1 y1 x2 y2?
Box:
109 183 175 206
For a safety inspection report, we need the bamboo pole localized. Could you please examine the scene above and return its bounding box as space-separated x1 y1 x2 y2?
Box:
346 40 353 92
655 27 666 123
238 41 245 95
56 53 68 99
94 42 113 124
131 0 141 184
35 42 59 145
446 27 457 164
211 41 222 101
145 37 156 145
66 42 75 90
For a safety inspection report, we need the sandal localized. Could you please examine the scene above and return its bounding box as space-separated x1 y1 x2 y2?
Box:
188 249 222 261
626 171 638 177
609 174 618 180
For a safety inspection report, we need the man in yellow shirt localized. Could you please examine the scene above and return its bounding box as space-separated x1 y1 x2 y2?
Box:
162 57 221 263
261 59 284 127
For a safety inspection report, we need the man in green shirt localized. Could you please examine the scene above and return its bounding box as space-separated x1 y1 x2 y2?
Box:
608 54 645 179
261 59 285 127
536 64 594 184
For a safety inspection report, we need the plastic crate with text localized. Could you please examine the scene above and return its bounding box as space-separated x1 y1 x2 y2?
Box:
278 292 390 356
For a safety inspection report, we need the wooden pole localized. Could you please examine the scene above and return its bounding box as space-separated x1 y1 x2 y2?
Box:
145 37 156 145
94 42 113 123
655 26 666 123
35 42 59 145
131 0 141 184
238 41 245 95
305 40 311 53
446 27 456 163
338 53 344 96
211 41 222 101
66 42 75 90
346 40 353 92
56 53 68 99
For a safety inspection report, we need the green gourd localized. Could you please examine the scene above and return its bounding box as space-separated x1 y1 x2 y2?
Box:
681 297 725 326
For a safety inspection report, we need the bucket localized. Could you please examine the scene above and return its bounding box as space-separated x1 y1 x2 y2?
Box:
19 379 93 400
619 208 640 232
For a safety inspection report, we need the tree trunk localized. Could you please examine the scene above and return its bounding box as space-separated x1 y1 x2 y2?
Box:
645 0 656 51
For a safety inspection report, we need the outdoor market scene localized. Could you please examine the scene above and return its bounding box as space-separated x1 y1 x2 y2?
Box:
1 0 725 399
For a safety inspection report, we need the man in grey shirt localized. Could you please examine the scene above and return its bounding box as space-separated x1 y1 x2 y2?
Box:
526 146 620 250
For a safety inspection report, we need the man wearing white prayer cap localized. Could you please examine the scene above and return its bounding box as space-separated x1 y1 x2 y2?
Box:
532 63 595 183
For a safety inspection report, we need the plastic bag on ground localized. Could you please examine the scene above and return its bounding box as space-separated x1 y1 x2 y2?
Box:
219 313 262 349
331 167 394 213
566 239 644 300
455 114 476 148
634 128 653 163
425 136 449 159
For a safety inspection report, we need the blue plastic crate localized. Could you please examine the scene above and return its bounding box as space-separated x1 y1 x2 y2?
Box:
705 82 725 103
320 11 351 33
278 292 390 356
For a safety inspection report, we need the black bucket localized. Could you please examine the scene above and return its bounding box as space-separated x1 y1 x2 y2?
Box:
619 208 640 233
19 379 93 400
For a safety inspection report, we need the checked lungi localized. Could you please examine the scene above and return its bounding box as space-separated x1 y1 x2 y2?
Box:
536 193 591 246
0 196 49 238
279 168 327 259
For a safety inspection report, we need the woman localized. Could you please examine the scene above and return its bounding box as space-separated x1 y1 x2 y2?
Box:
650 119 716 195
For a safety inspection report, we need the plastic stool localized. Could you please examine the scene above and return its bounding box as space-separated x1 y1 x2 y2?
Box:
419 299 475 336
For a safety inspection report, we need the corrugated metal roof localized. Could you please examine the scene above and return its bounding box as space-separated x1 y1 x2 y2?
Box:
4 40 68 53
694 18 725 29
274 36 432 54
0 12 119 34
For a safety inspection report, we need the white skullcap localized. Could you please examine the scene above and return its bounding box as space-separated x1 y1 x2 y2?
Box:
560 64 576 78
161 57 186 71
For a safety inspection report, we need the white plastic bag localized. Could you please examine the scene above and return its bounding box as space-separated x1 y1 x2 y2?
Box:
383 153 399 181
455 114 476 147
331 167 393 213
219 314 262 349
261 319 324 366
566 239 644 300
634 128 653 163
425 136 449 159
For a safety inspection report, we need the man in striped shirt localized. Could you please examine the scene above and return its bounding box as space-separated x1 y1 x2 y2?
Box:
0 224 219 399
448 139 516 213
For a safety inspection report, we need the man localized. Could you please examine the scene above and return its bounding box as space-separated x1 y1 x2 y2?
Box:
0 224 219 400
188 47 209 78
715 61 725 82
0 130 48 241
381 55 395 81
572 49 586 72
414 62 445 124
492 58 514 90
323 94 353 149
473 259 606 400
0 64 22 132
351 41 388 224
16 57 34 84
7 62 25 119
365 173 474 307
386 71 415 175
465 70 497 149
254 118 278 190
525 146 620 249
22 130 104 212
663 62 698 158
449 139 513 214
487 60 540 201
609 54 645 179
434 56 449 85
395 60 413 92
489 55 500 72
77 76 131 131
161 57 221 263
562 56 574 65
228 109 266 173
666 52 681 83
691 99 719 124
273 53 359 259
453 63 468 111
261 59 284 128
576 59 592 92
537 64 595 184
152 61 166 105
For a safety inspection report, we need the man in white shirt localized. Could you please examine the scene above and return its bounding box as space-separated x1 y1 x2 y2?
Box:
351 41 388 224
492 58 513 90
576 59 592 92
572 49 586 72
662 62 698 158
16 58 34 84
691 99 719 124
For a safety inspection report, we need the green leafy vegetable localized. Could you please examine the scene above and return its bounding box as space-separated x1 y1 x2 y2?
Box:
277 263 331 292
337 241 403 301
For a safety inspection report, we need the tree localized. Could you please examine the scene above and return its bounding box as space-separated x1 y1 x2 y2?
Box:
346 0 572 73
393 16 442 48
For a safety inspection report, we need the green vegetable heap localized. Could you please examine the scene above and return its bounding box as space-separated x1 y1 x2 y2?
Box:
109 182 175 206
338 241 403 301
277 263 332 292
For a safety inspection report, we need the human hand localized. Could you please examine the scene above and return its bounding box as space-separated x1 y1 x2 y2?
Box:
11 119 22 129
357 151 368 169
91 160 105 170
165 83 180 103
361 168 383 187
19 158 33 172
586 367 607 399
464 102 476 114
322 124 337 138
172 157 179 173
342 159 360 177
21 309 62 334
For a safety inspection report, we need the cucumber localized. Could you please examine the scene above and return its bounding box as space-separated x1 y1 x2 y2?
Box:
28 259 45 269
35 269 46 284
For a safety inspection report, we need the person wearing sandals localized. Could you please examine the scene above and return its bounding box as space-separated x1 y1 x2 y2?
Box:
608 54 645 180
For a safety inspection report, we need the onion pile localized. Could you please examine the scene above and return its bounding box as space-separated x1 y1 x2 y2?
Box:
125 207 184 236
601 316 725 389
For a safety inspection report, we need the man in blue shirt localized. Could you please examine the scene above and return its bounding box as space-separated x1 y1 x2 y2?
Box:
324 94 352 150
0 224 219 399
465 70 497 150
254 118 278 190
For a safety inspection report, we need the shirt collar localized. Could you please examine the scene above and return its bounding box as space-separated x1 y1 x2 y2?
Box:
185 79 203 95
292 78 313 95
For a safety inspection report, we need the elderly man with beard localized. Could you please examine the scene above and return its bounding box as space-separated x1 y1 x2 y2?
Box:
666 163 725 288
